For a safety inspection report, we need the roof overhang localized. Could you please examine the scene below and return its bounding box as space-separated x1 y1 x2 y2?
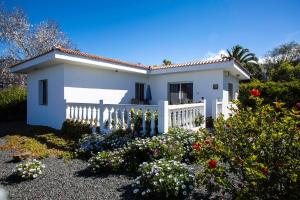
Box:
10 49 250 80
10 50 149 74
150 60 250 80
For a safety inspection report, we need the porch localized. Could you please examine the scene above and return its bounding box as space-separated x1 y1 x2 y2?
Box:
65 99 230 134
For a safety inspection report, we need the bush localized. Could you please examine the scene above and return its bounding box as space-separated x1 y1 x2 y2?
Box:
194 114 204 127
88 150 124 173
76 129 133 158
239 80 300 108
0 87 26 121
61 119 91 139
211 94 300 199
14 159 45 179
132 159 195 199
88 128 205 173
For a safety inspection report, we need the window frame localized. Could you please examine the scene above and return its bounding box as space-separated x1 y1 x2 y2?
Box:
168 82 193 105
39 79 48 106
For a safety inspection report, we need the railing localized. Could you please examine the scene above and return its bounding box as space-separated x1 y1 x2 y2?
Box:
66 100 163 135
66 100 207 134
212 99 236 119
168 100 206 129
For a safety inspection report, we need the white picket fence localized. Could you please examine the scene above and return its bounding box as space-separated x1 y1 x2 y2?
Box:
65 100 206 134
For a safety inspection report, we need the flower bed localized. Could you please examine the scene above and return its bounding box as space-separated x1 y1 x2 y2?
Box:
14 159 45 179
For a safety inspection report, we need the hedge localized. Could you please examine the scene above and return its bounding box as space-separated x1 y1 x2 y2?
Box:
0 87 27 121
239 80 300 108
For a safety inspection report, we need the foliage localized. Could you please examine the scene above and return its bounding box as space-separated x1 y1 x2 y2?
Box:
226 45 261 79
163 59 172 65
61 119 92 139
263 41 300 81
132 159 195 199
205 116 214 128
239 80 300 108
14 159 45 179
194 114 204 127
76 129 132 157
88 128 205 173
88 150 124 173
0 5 73 87
0 125 76 159
212 94 300 199
0 87 26 121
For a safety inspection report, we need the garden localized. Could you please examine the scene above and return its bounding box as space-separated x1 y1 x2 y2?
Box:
0 87 299 199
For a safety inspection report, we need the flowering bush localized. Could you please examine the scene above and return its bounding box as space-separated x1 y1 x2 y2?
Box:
76 134 104 157
195 161 246 200
132 159 195 199
14 159 45 179
88 150 124 172
210 92 300 199
76 129 133 157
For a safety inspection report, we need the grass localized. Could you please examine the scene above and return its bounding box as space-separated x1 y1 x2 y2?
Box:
0 123 76 159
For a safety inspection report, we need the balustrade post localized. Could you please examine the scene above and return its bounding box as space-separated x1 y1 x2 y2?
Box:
203 99 206 128
108 107 112 132
99 100 104 133
121 108 125 130
150 111 155 136
114 108 118 130
127 107 132 130
158 100 169 133
142 110 147 134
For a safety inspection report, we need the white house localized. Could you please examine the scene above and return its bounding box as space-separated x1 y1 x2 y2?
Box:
10 47 250 133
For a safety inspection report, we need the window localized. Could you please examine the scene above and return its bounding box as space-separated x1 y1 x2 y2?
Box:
39 80 48 105
228 83 233 101
169 82 193 104
135 83 144 101
213 84 218 90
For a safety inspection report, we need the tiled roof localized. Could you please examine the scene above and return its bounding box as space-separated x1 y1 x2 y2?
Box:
150 58 232 70
10 47 249 76
55 47 148 69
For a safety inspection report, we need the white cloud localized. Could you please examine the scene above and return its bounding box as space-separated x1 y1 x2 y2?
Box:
202 49 227 60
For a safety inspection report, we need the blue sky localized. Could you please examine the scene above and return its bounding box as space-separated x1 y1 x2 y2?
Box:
4 0 300 65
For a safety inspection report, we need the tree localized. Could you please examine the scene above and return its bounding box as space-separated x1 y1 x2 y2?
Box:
263 42 300 81
226 45 262 79
0 5 73 87
162 59 172 65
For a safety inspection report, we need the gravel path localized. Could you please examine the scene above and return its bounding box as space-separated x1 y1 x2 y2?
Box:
0 156 135 200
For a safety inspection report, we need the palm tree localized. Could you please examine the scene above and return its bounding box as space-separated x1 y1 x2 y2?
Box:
226 45 262 79
163 59 172 65
226 45 258 65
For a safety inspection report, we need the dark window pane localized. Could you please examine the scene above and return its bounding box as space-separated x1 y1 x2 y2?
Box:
181 83 193 103
169 83 180 105
39 80 48 105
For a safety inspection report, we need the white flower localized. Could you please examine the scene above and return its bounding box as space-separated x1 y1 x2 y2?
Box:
182 185 186 189
189 185 193 189
133 189 139 194
33 174 37 178
136 180 140 185
142 191 146 195
159 178 164 182
183 191 187 195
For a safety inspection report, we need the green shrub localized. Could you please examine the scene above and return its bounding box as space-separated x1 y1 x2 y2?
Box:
14 159 45 179
212 95 300 199
239 80 300 108
194 114 204 127
132 159 195 199
0 87 26 121
61 119 91 139
89 150 124 172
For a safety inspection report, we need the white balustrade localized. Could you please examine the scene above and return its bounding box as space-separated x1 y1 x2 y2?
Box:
168 100 206 129
66 99 206 134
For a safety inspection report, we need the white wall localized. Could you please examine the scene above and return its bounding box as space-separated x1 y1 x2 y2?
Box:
63 64 147 104
27 65 65 129
222 72 240 102
148 70 224 117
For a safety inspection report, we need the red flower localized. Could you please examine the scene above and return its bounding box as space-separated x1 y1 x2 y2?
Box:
260 167 269 176
192 142 201 151
204 139 211 145
250 89 261 97
208 159 218 169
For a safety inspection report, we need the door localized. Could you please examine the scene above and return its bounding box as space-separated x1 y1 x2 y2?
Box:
169 83 180 105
